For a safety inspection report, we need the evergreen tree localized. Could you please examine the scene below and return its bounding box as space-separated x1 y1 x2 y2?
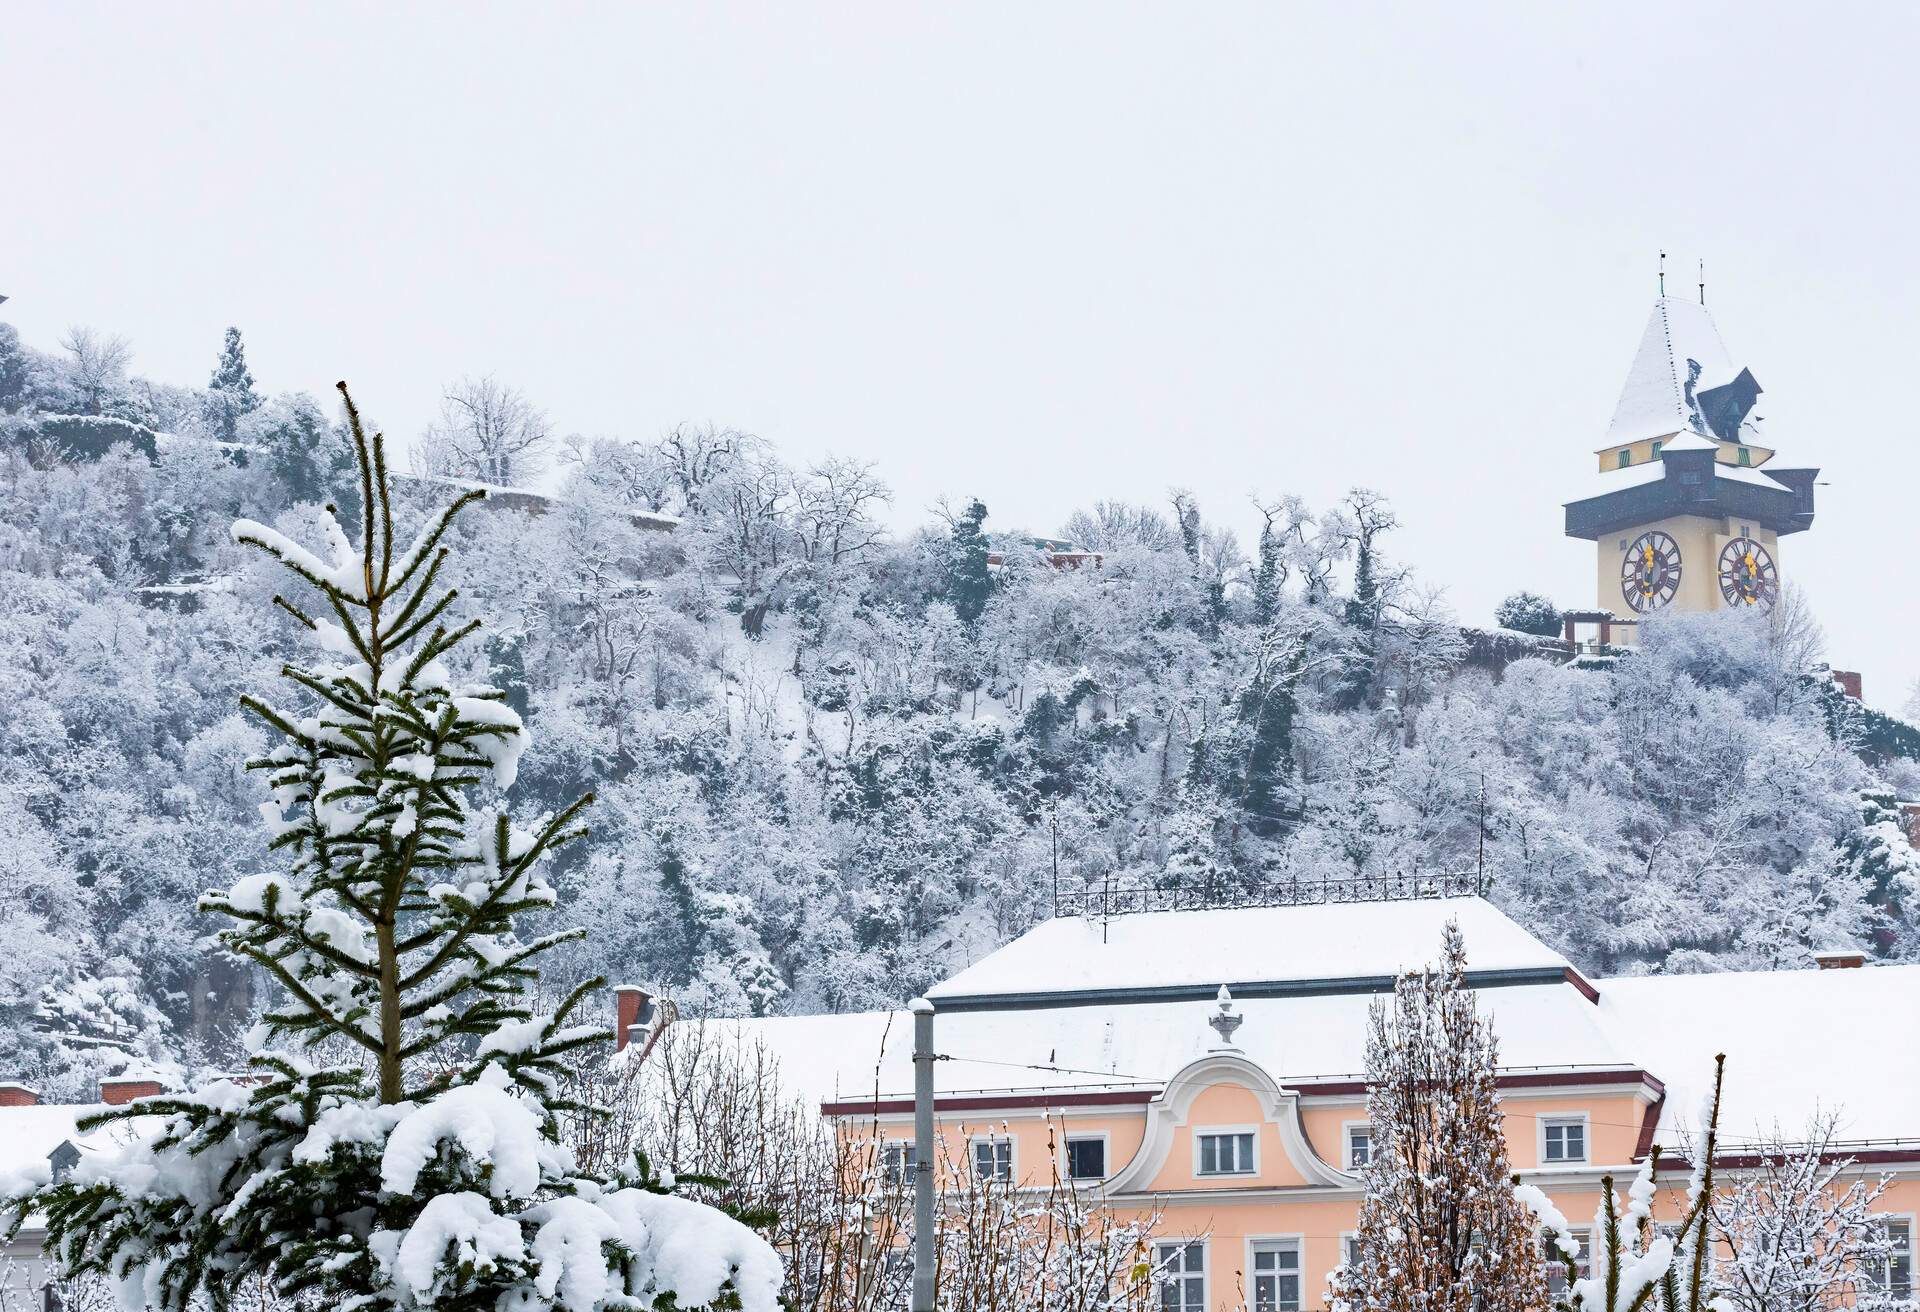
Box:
1834 790 1920 942
1235 616 1314 831
1329 922 1549 1312
946 498 993 624
1252 515 1284 624
1338 489 1396 709
206 326 261 440
1495 590 1563 638
2 384 780 1312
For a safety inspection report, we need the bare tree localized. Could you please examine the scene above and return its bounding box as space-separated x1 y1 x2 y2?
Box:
415 374 553 485
792 456 890 567
58 326 133 415
556 1017 1165 1312
1709 1112 1902 1312
1061 500 1178 553
560 435 678 511
657 422 757 515
1764 583 1827 712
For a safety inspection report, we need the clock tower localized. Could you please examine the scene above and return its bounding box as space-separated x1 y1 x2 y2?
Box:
1564 296 1816 637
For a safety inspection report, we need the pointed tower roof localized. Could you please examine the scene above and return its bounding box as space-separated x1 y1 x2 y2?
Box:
1604 297 1760 445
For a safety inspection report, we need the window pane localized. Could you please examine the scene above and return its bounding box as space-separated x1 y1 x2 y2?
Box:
1067 1137 1105 1180
1199 1137 1217 1173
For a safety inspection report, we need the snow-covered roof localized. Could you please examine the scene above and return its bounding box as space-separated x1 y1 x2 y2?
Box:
1594 964 1920 1150
926 897 1570 1004
0 1103 161 1215
704 981 1633 1110
1605 298 1749 446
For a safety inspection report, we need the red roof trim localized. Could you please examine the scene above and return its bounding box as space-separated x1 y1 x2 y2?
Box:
821 1088 1159 1117
822 1068 1664 1117
1633 1092 1666 1162
1658 1148 1920 1170
1563 967 1602 1004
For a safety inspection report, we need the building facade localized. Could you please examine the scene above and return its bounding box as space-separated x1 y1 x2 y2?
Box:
617 897 1920 1311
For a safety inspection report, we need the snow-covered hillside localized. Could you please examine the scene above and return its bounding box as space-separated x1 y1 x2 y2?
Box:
3 318 1918 1098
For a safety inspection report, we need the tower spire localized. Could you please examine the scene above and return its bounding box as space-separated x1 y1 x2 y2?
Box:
1658 250 1665 298
1698 258 1706 306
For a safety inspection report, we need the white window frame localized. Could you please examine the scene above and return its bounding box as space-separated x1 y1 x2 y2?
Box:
1342 1120 1373 1171
1194 1125 1259 1177
1539 1113 1590 1165
968 1134 1015 1183
1868 1213 1916 1299
879 1139 916 1191
1246 1235 1304 1312
1154 1238 1207 1312
1543 1227 1593 1296
1062 1131 1110 1182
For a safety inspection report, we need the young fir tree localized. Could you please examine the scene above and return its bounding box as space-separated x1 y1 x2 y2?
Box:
1328 921 1549 1312
1517 1057 1730 1312
207 325 261 439
1 384 780 1312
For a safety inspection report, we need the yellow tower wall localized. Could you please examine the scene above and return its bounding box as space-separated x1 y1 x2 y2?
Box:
1594 513 1782 632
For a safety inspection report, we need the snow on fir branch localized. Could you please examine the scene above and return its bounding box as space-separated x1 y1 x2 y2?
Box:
1 383 781 1312
1516 1055 1729 1312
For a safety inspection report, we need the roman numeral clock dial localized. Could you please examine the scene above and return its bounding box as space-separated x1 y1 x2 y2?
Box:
1621 531 1681 612
1718 536 1778 608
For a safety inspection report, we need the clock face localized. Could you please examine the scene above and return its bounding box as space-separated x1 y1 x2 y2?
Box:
1719 537 1778 609
1621 531 1682 612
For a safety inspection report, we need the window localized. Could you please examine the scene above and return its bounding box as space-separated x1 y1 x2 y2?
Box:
1196 1131 1255 1175
1651 441 1664 457
1617 449 1633 468
1737 446 1752 466
880 1141 916 1191
1869 1218 1914 1299
1065 1135 1107 1181
971 1136 1013 1183
1542 1229 1592 1297
1341 1234 1363 1271
1344 1124 1372 1170
1542 1116 1588 1164
1250 1240 1302 1312
1156 1241 1206 1312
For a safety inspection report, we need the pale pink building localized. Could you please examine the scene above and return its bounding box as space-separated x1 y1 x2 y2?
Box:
620 896 1920 1311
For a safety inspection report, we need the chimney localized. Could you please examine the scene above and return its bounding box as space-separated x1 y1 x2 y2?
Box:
613 984 658 1052
1815 951 1866 970
100 1076 165 1106
1832 670 1862 701
0 1082 40 1107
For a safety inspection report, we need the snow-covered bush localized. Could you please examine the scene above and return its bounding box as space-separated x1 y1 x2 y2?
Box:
0 386 779 1312
1494 590 1562 637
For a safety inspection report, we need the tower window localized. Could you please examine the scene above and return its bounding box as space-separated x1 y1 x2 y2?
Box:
1651 441 1663 457
1738 447 1751 466
1617 449 1632 469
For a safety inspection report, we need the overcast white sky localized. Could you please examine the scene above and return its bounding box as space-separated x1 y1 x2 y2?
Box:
6 4 1918 705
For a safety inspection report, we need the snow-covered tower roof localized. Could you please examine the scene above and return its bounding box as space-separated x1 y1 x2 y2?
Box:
1605 297 1764 447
